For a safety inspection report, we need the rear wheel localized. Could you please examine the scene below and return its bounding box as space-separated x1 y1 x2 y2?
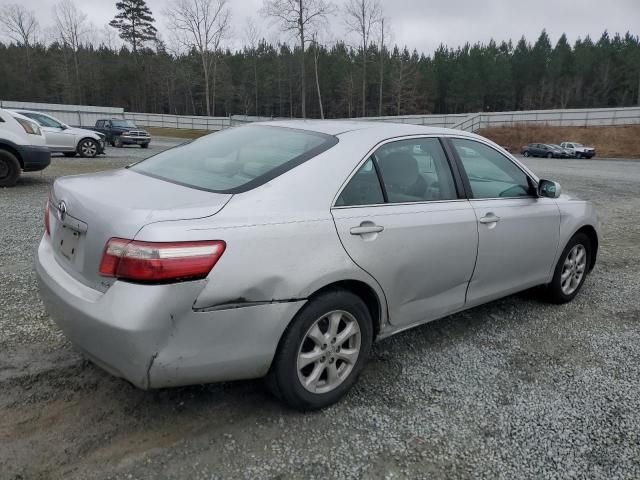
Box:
78 139 99 158
0 149 21 187
546 152 553 158
267 289 373 410
523 151 530 157
545 233 591 304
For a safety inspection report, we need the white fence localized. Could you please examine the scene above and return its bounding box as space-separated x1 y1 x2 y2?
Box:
2 100 640 133
451 107 640 132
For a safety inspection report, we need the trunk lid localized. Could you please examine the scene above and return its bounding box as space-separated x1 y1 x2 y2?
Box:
48 168 231 291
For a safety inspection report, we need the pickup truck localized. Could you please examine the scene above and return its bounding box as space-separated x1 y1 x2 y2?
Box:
560 142 596 159
93 119 151 148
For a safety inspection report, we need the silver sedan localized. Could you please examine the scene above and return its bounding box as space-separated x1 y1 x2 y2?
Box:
36 121 599 410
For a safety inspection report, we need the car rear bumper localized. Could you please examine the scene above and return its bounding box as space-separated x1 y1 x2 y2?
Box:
18 145 51 172
35 236 305 389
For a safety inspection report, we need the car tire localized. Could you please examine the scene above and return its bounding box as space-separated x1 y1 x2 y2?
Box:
78 138 99 158
0 149 21 187
546 152 553 158
576 152 583 159
545 233 591 304
115 137 123 148
523 151 530 157
141 143 149 149
267 289 373 410
63 152 77 157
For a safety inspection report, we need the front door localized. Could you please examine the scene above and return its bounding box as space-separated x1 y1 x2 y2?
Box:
331 137 478 327
448 138 561 306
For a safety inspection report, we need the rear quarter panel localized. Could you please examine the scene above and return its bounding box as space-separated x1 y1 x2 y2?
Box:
133 135 390 326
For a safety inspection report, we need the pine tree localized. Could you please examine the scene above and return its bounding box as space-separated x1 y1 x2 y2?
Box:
109 0 157 55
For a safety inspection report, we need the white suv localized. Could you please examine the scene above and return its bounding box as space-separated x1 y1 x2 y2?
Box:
0 109 50 187
9 109 105 158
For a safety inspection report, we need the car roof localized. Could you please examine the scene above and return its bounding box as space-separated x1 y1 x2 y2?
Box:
260 119 478 139
8 109 50 116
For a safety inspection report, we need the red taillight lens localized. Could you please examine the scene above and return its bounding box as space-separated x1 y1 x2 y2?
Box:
99 238 225 283
44 201 51 236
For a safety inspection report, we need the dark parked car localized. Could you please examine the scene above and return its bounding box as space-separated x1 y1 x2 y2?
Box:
522 143 566 158
94 119 151 148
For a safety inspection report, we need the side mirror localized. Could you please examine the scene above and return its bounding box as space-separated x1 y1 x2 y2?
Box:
538 179 561 198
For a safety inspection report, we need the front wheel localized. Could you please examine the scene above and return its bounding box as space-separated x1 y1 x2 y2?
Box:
140 143 149 149
0 149 21 187
78 138 99 158
114 136 123 148
545 233 591 304
523 151 530 157
267 289 373 410
546 152 553 158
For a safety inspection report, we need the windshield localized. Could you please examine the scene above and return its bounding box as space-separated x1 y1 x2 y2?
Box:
112 120 137 128
21 112 64 129
573 143 583 148
131 125 338 193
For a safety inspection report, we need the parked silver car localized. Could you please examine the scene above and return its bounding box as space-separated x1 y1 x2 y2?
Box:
36 121 599 410
9 109 105 158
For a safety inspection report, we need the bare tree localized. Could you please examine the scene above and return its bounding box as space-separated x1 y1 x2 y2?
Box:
245 18 260 116
377 17 390 116
0 4 39 47
0 3 39 71
344 0 381 117
165 0 231 116
311 34 324 119
262 0 334 118
54 0 88 103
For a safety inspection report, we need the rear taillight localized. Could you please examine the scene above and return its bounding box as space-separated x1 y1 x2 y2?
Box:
99 238 225 283
44 201 51 236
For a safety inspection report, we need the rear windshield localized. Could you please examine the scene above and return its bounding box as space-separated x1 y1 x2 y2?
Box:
131 125 338 193
112 120 137 128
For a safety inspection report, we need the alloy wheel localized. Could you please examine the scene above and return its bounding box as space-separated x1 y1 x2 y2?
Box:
296 310 361 394
560 244 587 295
80 140 97 157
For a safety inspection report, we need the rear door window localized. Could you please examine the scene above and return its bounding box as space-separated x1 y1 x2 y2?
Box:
131 125 338 193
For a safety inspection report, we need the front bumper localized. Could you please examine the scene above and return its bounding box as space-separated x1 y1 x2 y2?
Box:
35 237 305 389
17 144 51 172
120 135 150 145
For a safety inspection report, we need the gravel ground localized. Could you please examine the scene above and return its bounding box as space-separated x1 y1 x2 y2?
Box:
0 142 639 480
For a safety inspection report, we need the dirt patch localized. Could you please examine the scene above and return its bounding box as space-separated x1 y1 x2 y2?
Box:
146 127 212 139
479 124 640 158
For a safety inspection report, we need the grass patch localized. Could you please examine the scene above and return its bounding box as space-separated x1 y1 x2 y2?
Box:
147 127 213 139
478 124 640 158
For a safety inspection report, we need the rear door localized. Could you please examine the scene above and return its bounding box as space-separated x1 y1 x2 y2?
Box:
331 137 478 327
448 138 560 306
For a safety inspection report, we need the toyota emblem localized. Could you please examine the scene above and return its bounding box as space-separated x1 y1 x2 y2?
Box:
57 201 67 221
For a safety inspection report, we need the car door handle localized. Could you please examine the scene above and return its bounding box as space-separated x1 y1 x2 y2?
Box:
479 213 500 224
350 224 384 235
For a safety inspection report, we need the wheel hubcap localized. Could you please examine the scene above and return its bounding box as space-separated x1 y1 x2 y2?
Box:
297 310 361 394
560 244 587 295
81 141 97 156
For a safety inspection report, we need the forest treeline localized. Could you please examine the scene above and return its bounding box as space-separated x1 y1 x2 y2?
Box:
1 29 639 118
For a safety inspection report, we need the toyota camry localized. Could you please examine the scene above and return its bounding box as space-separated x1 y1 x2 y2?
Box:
36 121 599 410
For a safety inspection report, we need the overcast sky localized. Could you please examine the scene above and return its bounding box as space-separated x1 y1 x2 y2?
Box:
9 0 640 54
